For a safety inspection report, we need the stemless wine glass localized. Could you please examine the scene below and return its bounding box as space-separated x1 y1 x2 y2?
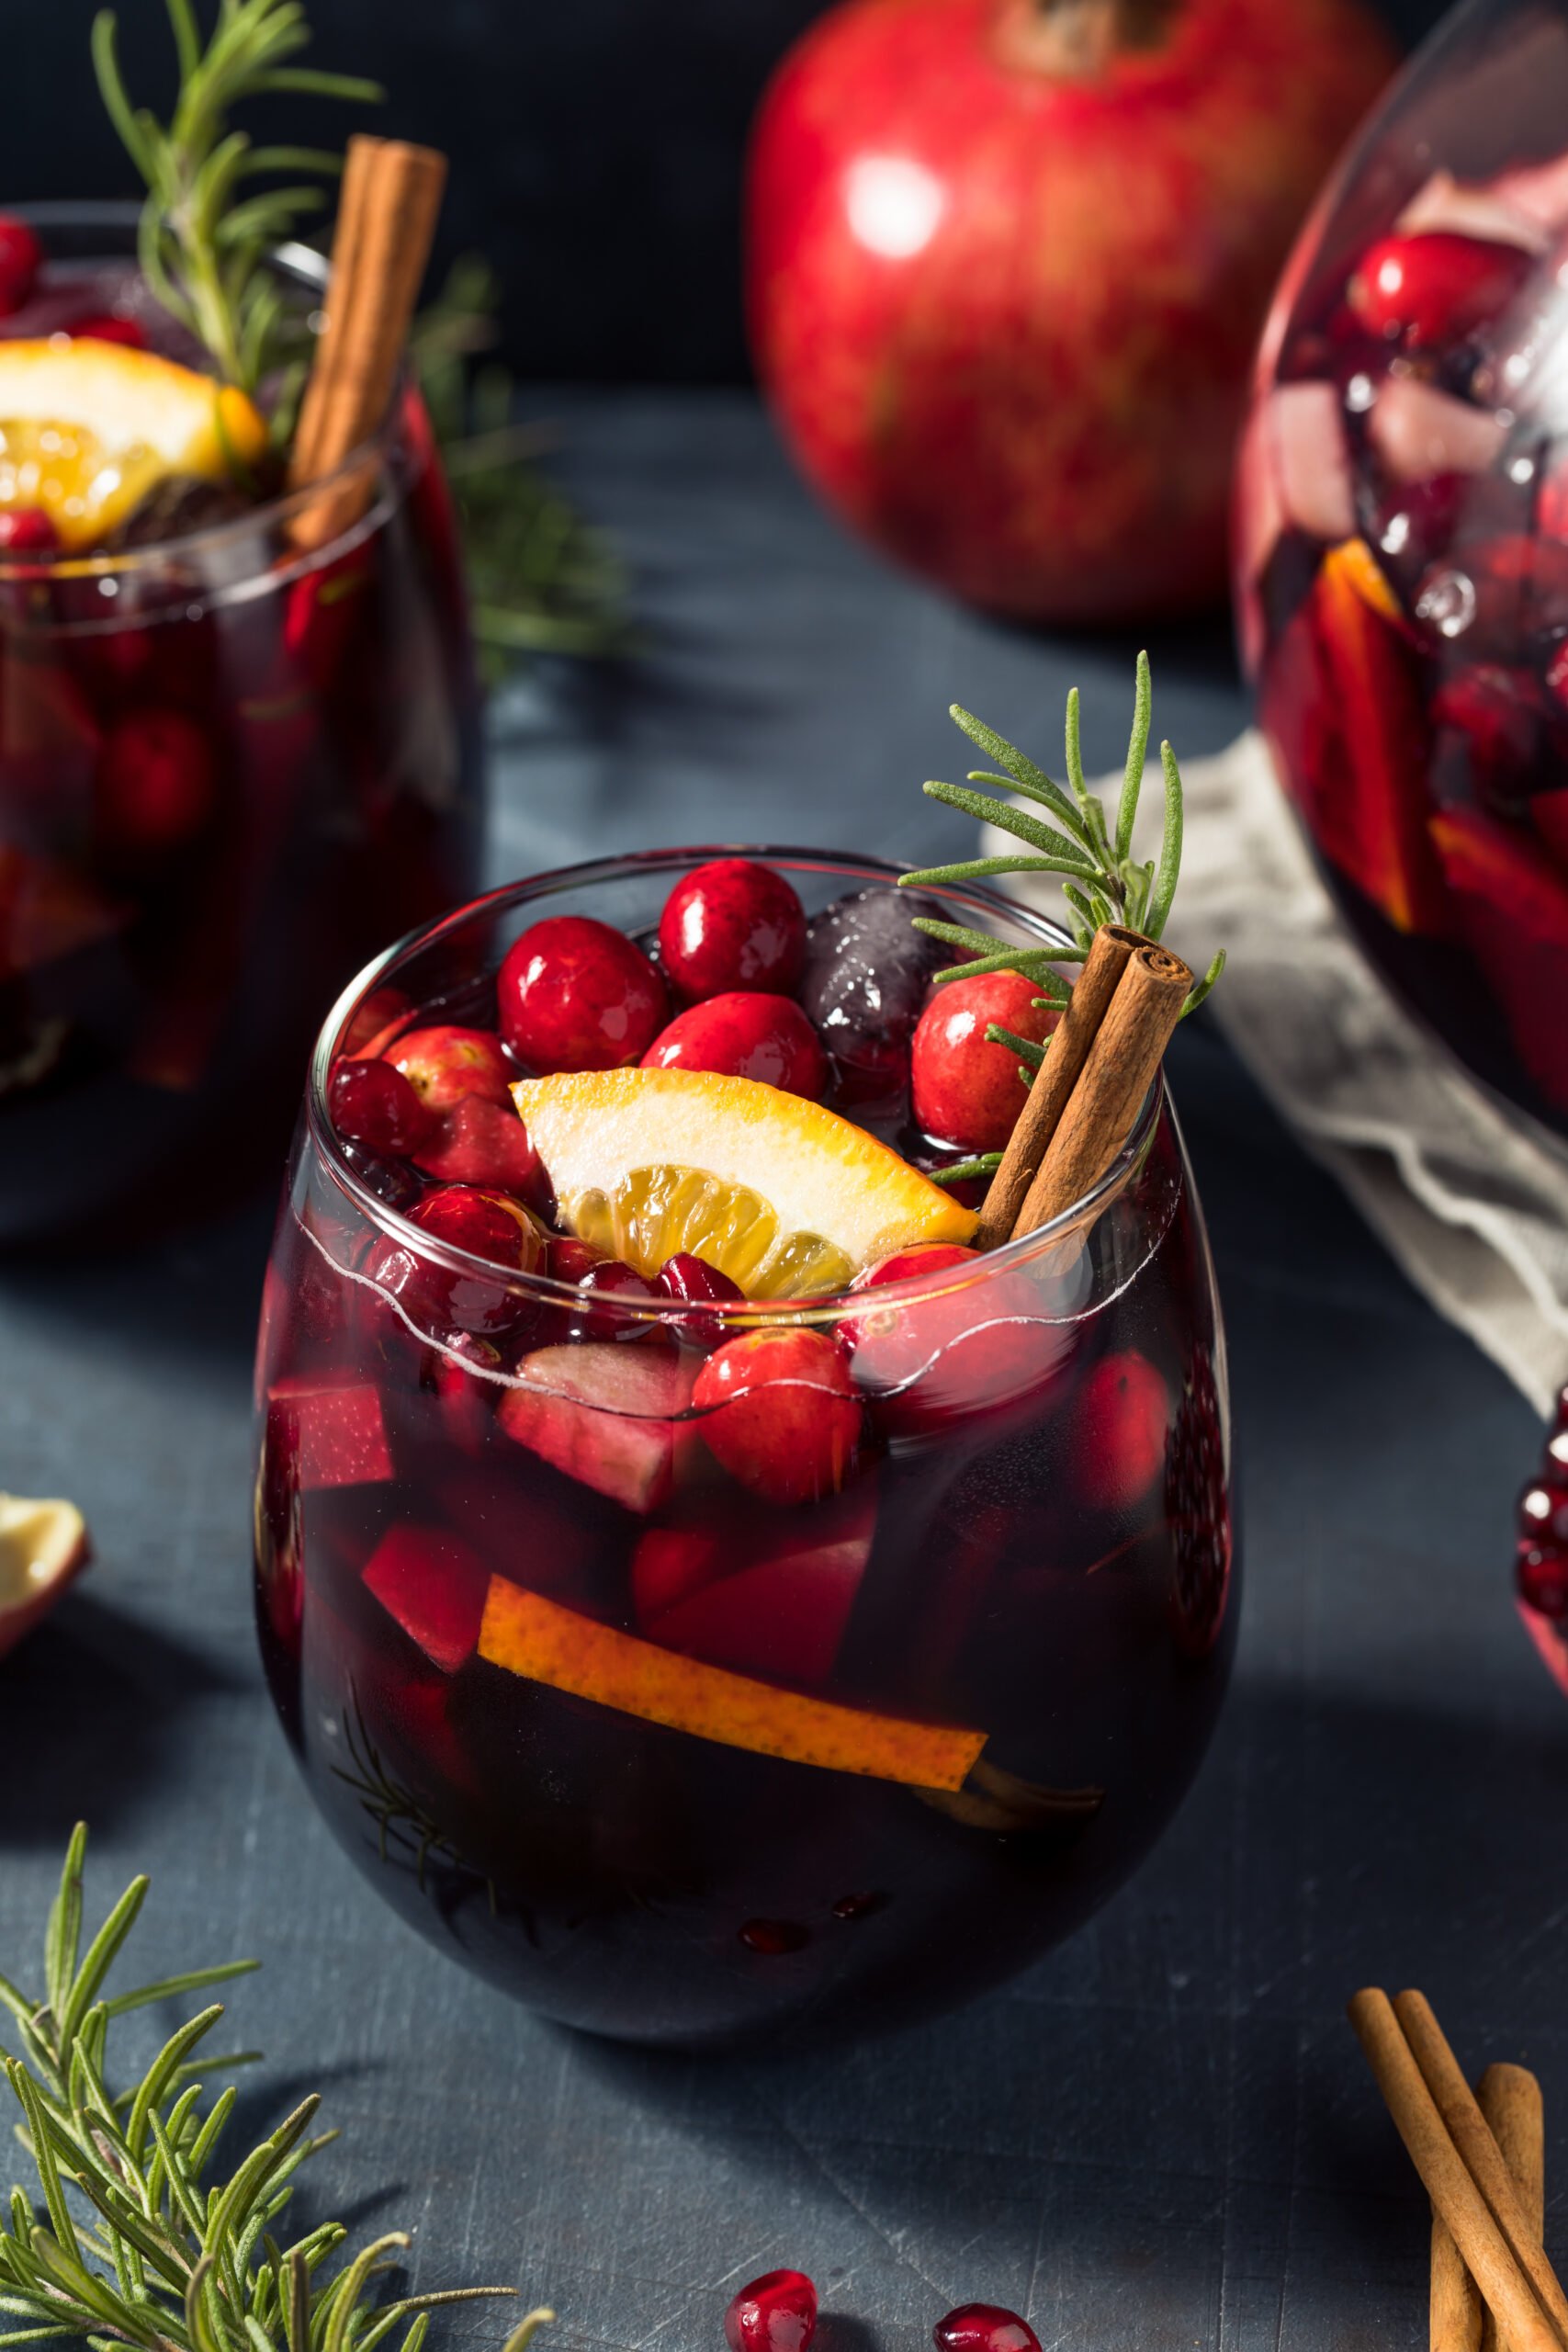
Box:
254 852 1235 2052
0 206 481 1244
1235 0 1568 1140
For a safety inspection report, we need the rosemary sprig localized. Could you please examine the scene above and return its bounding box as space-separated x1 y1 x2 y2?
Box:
91 0 381 396
0 1826 546 2352
899 654 1225 1066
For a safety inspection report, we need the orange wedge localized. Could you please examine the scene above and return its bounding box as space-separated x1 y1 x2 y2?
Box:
511 1067 976 1295
479 1581 986 1790
0 340 268 550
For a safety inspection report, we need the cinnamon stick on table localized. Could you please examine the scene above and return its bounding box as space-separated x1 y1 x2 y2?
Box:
1348 1990 1563 2352
1431 2066 1544 2352
288 134 447 549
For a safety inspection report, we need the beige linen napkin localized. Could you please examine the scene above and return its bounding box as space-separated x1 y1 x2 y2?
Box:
982 730 1568 1417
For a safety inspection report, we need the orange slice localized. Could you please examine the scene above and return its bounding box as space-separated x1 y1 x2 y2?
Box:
511 1067 976 1296
479 1580 986 1790
0 340 268 550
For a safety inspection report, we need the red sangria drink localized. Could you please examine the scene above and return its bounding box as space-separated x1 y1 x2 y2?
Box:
1235 0 1568 1138
254 842 1235 2051
0 205 479 1242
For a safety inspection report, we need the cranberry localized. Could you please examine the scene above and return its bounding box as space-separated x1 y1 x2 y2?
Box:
843 1266 1070 1437
330 1057 436 1158
389 1024 513 1112
911 968 1057 1151
933 2309 1042 2352
339 1141 424 1211
547 1237 606 1283
1348 232 1532 348
362 1185 541 1338
567 1259 666 1343
659 858 807 1000
67 313 147 348
416 1186 540 1269
412 1097 543 1201
655 1251 744 1337
95 708 215 855
499 914 667 1073
851 1242 980 1296
724 2271 818 2352
0 509 57 557
0 217 42 315
1071 1350 1170 1511
737 1919 809 1956
641 991 828 1098
693 1328 861 1504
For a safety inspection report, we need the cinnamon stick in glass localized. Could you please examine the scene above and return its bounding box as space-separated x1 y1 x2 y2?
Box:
1008 933 1190 1243
1431 2066 1544 2352
1348 1989 1562 2352
973 923 1132 1250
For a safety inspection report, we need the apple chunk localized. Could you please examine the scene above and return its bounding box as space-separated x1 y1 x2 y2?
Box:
364 1525 491 1674
265 1375 393 1490
0 1494 90 1662
499 1343 697 1514
633 1481 878 1687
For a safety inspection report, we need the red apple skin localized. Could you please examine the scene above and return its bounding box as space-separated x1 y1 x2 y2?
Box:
746 0 1395 621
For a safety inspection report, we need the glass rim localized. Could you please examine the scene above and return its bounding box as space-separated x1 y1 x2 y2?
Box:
301 849 1170 1324
0 201 409 587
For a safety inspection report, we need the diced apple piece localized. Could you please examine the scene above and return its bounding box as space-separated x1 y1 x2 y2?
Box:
1397 168 1549 251
1486 154 1568 232
0 1493 89 1663
266 1374 393 1490
633 1481 877 1688
412 1096 542 1195
1272 381 1355 547
1367 379 1506 484
1431 805 1568 1111
364 1525 490 1673
499 1343 696 1515
478 1579 985 1789
1263 540 1448 935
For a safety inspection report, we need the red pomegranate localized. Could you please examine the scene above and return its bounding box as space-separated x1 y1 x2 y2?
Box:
746 0 1396 622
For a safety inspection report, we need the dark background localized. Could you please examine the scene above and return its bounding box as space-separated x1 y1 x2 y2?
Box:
23 0 1447 382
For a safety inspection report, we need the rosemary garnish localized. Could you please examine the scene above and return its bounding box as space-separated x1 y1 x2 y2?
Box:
900 654 1225 1068
0 1826 546 2352
91 0 381 397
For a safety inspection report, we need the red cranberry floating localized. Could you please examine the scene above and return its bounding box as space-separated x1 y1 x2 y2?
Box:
1347 232 1533 349
642 990 828 1098
329 1057 436 1158
659 857 807 1000
570 1259 666 1343
363 1184 541 1338
412 1095 542 1200
390 1024 513 1112
499 913 667 1072
68 313 148 349
933 2308 1042 2352
1071 1350 1170 1511
95 707 215 855
0 217 42 315
694 1327 861 1503
0 508 58 557
725 2270 818 2352
547 1236 606 1283
911 967 1058 1152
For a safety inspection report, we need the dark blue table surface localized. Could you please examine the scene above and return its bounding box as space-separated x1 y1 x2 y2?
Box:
0 392 1557 2352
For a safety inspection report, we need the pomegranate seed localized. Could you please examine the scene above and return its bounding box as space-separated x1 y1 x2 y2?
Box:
330 1057 436 1158
933 2309 1042 2352
655 1251 743 1337
725 2273 818 2352
737 1919 809 1957
1517 1538 1568 1619
830 1891 885 1920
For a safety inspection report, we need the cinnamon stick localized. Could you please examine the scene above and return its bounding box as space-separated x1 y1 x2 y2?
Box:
1397 1994 1568 2347
1348 1990 1562 2352
1431 2066 1544 2352
288 135 447 548
1008 933 1190 1241
973 924 1133 1250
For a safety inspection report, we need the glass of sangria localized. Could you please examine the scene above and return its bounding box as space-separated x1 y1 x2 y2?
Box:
1235 0 1568 1139
0 205 481 1245
254 848 1235 2051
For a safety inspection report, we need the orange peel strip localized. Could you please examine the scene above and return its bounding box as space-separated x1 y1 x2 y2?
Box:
479 1580 986 1792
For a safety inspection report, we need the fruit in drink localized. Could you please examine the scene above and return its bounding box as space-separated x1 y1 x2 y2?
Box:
692 1327 862 1503
642 990 828 1097
498 914 667 1073
658 857 807 999
910 967 1056 1149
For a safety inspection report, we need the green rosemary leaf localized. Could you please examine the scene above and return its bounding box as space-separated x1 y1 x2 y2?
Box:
254 67 385 100
919 781 1099 877
948 707 1057 803
986 1023 1047 1069
1182 948 1226 1017
961 765 1089 841
126 2007 227 2160
1145 740 1184 943
930 1155 1003 1187
60 1879 148 2049
1115 649 1152 862
502 2313 557 2352
106 1963 259 2020
1063 687 1111 865
901 854 1100 888
44 1827 87 2023
932 950 1070 989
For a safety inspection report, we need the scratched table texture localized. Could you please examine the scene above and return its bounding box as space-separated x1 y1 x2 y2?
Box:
1 391 1562 2352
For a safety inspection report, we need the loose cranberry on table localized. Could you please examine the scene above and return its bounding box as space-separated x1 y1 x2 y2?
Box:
0 216 42 315
659 857 807 1000
95 707 215 855
1347 231 1533 349
694 1327 862 1503
329 1057 435 1158
498 913 667 1072
724 2270 818 2352
933 2307 1042 2352
642 990 828 1098
911 967 1057 1151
